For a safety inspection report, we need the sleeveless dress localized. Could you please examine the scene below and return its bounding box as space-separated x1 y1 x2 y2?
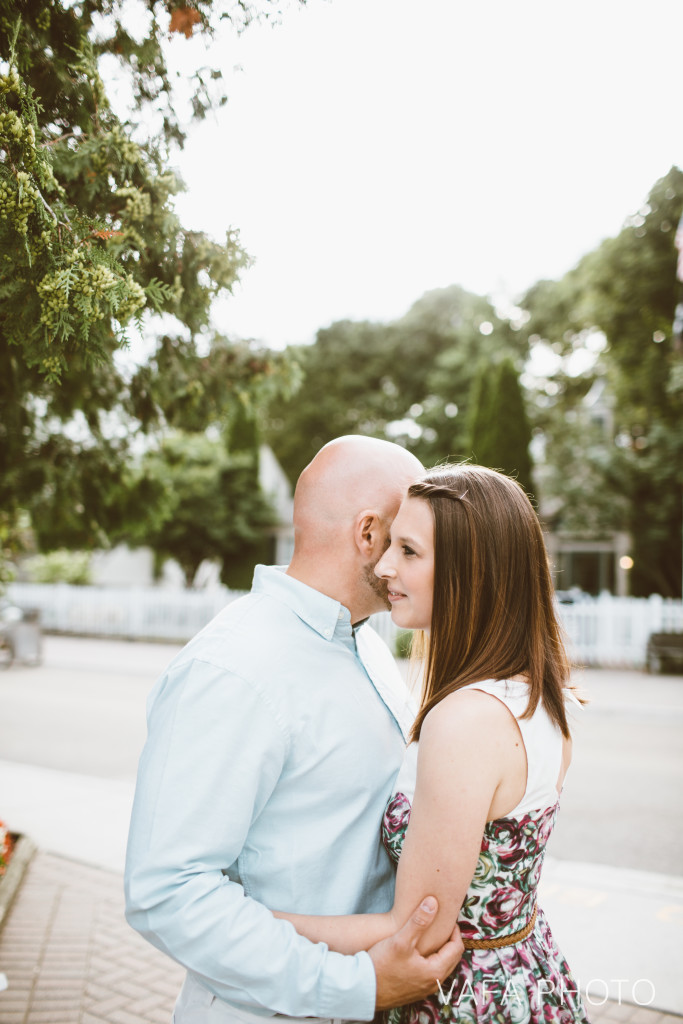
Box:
381 679 590 1024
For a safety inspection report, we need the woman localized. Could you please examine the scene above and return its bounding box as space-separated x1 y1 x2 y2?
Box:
276 464 589 1023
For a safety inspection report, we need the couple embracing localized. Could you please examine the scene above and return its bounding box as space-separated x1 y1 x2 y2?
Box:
125 435 589 1024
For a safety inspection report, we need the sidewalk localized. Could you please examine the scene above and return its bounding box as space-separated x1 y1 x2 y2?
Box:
0 850 184 1024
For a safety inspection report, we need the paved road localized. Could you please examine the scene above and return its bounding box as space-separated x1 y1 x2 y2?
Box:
0 635 177 779
1 636 681 875
546 666 683 876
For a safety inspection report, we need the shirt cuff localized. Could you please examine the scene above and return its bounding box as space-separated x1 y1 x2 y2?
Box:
317 950 377 1021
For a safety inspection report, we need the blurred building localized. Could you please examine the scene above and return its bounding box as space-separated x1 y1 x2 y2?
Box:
543 529 631 597
538 380 632 597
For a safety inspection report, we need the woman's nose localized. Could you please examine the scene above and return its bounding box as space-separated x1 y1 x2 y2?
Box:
374 552 395 579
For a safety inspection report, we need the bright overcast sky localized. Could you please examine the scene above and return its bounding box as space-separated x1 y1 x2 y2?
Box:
165 0 683 350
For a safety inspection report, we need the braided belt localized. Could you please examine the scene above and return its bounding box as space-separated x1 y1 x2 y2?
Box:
462 905 537 950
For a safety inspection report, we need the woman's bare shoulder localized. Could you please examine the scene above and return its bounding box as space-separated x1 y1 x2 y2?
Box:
421 684 515 744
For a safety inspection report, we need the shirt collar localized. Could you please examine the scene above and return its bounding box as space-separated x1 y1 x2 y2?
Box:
252 564 354 643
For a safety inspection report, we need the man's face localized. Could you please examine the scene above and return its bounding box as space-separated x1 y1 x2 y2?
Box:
359 527 392 613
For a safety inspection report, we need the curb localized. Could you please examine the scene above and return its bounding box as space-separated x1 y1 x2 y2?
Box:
0 833 36 931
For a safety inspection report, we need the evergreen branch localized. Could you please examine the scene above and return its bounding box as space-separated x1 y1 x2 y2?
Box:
41 131 82 149
35 187 59 223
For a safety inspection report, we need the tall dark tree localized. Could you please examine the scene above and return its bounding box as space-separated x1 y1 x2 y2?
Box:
468 358 533 496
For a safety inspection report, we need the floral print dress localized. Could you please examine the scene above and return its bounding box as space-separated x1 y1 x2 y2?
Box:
381 679 590 1024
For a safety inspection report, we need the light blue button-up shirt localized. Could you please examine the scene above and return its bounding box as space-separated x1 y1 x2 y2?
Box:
125 565 414 1021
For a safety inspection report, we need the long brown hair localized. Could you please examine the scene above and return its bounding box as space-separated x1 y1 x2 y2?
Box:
409 464 578 742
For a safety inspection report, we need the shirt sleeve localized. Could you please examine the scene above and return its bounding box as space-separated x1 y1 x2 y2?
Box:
124 657 377 1019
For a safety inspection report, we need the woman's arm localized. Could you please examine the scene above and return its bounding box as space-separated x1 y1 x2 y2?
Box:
271 909 396 954
388 689 513 954
275 689 517 955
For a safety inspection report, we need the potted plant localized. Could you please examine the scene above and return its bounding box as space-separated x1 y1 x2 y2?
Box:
0 820 35 930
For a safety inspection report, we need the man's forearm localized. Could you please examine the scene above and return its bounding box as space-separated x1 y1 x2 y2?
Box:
126 870 378 1019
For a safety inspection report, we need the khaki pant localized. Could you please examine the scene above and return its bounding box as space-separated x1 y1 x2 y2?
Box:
172 972 364 1024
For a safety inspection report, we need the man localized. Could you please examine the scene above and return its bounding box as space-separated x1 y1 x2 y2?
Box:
125 435 463 1022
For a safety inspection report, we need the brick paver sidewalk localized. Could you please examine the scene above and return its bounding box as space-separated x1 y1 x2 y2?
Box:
0 851 680 1024
0 851 183 1023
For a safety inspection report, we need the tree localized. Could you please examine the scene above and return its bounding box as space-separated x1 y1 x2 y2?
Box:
265 285 527 482
264 319 402 483
132 431 275 588
468 358 533 496
0 1 300 580
404 287 528 467
519 166 683 595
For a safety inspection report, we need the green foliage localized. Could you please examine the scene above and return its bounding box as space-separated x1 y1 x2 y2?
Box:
127 333 296 434
607 418 683 596
408 288 528 467
394 629 414 659
0 159 132 380
265 285 527 482
468 358 533 497
520 166 683 596
3 1 301 150
0 511 19 593
131 432 275 588
23 549 91 585
0 32 182 379
265 319 407 482
0 1 300 578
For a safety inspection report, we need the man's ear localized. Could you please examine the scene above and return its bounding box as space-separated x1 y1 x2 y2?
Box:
354 509 382 558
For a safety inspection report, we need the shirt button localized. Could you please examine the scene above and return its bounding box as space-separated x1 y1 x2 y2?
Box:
324 628 332 637
338 610 344 619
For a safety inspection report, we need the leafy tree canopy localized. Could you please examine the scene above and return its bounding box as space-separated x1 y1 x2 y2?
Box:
519 166 683 596
0 0 300 579
265 284 528 481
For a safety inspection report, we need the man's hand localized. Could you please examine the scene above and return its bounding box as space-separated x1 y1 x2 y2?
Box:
368 897 464 1010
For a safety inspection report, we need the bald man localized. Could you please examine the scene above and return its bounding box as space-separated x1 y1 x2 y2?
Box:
125 436 462 1024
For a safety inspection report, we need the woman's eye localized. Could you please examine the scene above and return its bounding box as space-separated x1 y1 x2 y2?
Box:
402 545 416 557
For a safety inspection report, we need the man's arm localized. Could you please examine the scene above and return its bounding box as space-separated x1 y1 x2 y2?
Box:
125 656 377 1020
274 901 464 1009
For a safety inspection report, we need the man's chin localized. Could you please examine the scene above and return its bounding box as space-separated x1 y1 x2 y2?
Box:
372 579 391 612
361 566 391 613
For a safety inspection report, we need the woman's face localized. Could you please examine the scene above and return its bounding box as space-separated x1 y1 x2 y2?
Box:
374 496 435 631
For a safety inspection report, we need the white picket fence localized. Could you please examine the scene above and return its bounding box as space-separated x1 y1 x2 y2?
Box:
6 583 683 668
557 593 683 667
6 582 242 644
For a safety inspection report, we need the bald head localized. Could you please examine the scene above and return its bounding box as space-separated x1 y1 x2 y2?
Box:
293 435 423 544
287 436 423 619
